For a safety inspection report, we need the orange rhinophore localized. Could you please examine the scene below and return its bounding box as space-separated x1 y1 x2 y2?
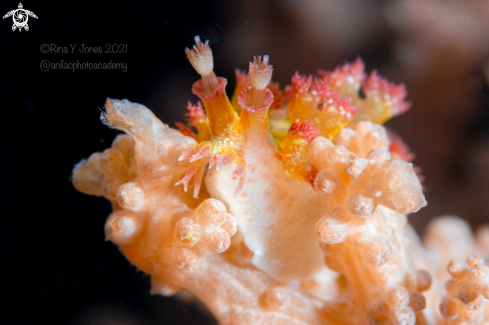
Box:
185 36 238 137
72 37 489 325
231 68 285 114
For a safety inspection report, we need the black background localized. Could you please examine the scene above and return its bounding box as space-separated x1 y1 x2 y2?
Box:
2 0 489 324
2 1 226 324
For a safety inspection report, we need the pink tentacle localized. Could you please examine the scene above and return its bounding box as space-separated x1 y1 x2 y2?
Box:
175 163 199 192
193 165 205 198
179 147 200 161
233 168 247 197
209 153 219 169
216 153 234 171
190 144 212 162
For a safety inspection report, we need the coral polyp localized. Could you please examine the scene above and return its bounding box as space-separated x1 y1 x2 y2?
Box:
72 37 489 324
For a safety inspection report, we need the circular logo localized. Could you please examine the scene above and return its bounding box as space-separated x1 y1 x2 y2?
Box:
13 10 28 27
3 3 38 32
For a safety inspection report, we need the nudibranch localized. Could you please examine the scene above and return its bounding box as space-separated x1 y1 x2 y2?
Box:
72 36 489 325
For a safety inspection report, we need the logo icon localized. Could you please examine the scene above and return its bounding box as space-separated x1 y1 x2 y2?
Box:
3 3 37 32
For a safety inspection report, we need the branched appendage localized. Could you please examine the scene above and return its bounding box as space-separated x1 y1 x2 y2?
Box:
285 73 357 141
319 57 366 101
278 120 320 184
439 257 489 324
175 101 211 143
320 58 410 126
175 135 245 198
352 71 410 125
308 136 428 324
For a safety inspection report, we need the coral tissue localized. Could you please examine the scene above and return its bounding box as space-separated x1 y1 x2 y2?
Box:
73 37 489 324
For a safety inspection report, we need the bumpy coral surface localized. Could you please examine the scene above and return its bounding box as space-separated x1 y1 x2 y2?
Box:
73 37 489 324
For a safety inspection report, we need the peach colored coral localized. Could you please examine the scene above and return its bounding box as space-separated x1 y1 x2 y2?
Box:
72 38 489 325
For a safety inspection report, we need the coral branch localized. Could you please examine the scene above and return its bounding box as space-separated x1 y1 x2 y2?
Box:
440 257 489 324
334 121 389 158
308 136 426 323
72 42 489 325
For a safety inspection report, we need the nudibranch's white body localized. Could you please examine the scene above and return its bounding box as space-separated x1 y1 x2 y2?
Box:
206 134 330 281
